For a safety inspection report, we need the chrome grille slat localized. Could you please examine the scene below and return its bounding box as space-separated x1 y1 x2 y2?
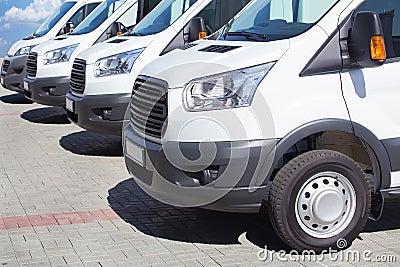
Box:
26 53 37 77
130 105 165 122
2 60 10 73
70 59 86 94
130 76 168 140
130 118 163 137
134 81 164 97
132 88 162 101
131 102 167 119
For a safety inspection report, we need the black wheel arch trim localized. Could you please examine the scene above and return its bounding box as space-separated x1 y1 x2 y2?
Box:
268 119 391 190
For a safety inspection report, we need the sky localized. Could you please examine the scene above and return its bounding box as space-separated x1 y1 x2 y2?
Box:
0 0 62 56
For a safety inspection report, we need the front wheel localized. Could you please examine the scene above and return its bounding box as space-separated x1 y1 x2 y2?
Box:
268 150 371 251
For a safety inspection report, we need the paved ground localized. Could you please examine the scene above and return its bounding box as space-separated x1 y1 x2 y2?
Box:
1 61 400 266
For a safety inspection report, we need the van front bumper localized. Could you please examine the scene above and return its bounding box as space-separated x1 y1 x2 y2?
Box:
123 124 279 213
66 91 131 136
1 55 27 93
23 76 70 107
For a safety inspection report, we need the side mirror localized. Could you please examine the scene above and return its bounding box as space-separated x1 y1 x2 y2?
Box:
348 11 386 68
185 17 207 43
106 22 123 38
65 21 75 33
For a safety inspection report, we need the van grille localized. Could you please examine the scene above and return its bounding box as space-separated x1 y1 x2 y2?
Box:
1 59 10 73
130 76 168 140
70 58 86 94
26 53 38 77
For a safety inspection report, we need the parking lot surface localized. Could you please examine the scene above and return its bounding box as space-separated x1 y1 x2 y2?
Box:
1 60 400 266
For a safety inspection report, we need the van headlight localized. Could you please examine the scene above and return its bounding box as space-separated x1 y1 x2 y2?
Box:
94 48 145 77
184 62 275 111
43 44 78 65
14 45 35 56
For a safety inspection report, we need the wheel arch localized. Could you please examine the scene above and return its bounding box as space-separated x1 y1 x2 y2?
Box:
268 119 391 191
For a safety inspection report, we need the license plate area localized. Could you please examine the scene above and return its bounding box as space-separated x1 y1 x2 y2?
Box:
125 139 145 166
23 81 29 91
65 97 74 112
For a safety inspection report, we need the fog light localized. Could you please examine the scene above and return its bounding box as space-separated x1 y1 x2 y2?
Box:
102 109 112 120
200 168 219 185
49 87 56 95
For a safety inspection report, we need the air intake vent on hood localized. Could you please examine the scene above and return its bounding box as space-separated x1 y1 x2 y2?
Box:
198 45 241 53
108 39 128 44
178 43 198 50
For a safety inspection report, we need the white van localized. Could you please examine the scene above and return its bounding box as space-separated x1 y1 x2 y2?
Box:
1 0 102 93
122 0 400 251
23 0 161 107
65 0 252 136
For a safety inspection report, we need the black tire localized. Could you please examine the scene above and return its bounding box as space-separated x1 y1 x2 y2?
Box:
268 149 371 252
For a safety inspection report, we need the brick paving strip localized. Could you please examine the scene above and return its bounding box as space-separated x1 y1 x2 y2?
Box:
0 209 121 230
0 112 22 117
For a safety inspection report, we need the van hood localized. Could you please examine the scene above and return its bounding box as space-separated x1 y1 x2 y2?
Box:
7 36 50 57
77 35 155 64
141 39 290 88
31 35 84 55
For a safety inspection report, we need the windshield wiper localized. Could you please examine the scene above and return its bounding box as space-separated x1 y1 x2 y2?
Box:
128 32 144 36
223 18 235 39
227 31 267 41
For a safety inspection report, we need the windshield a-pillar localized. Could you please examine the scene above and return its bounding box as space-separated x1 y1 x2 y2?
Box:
34 1 77 37
129 0 197 36
72 0 127 35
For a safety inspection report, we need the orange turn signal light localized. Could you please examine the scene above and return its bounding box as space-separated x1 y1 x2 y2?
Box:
117 31 123 36
198 31 207 40
370 35 386 61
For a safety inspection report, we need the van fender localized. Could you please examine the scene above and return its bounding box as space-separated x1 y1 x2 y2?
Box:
267 119 391 190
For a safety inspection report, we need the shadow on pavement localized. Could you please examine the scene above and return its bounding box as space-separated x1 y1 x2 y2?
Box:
21 107 70 124
0 93 34 104
59 131 123 157
108 178 290 251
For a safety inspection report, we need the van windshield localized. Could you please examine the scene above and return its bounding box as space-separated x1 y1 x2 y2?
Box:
222 0 338 42
34 1 77 37
72 0 127 35
128 0 197 36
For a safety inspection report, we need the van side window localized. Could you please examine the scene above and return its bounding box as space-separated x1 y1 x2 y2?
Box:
117 3 139 29
86 3 100 15
69 3 100 28
69 7 85 27
356 0 400 58
196 0 251 35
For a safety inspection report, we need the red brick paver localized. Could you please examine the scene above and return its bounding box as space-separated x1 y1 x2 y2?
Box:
0 209 120 230
0 112 21 117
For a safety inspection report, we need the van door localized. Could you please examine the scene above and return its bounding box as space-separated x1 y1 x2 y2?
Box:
341 0 400 187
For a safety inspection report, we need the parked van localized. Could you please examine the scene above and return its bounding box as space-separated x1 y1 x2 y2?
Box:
122 0 400 251
65 0 252 136
23 0 161 107
1 0 102 93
